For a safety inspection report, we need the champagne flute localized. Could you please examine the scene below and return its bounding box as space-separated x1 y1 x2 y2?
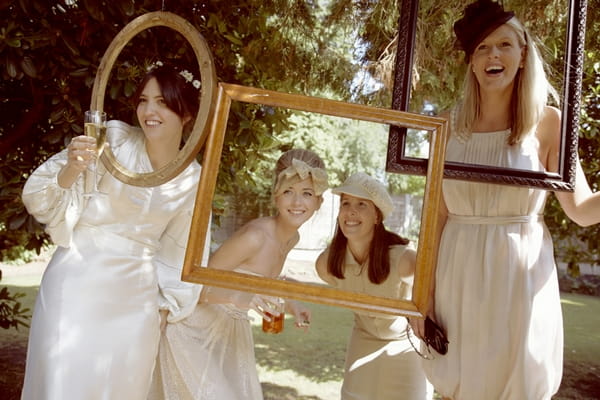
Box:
83 110 107 195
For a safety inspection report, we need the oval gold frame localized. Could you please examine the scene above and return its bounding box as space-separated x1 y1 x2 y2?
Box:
90 11 217 187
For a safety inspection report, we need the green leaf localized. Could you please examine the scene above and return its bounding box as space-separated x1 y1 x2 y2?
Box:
6 38 22 48
124 80 136 97
6 57 17 77
61 34 80 56
20 56 36 77
69 67 89 77
223 34 243 46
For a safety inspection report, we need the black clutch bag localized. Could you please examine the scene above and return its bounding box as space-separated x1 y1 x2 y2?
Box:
424 316 448 355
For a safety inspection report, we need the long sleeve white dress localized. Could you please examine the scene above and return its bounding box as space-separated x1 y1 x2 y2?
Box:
423 129 562 399
20 120 202 400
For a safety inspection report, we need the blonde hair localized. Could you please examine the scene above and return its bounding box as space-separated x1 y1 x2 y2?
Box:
271 149 327 200
454 17 559 145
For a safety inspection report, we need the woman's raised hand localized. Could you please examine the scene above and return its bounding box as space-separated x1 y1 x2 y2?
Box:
66 135 97 173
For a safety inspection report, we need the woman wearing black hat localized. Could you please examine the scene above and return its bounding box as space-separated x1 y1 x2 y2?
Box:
412 1 600 399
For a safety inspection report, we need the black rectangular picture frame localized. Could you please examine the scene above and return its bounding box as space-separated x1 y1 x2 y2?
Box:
386 0 587 191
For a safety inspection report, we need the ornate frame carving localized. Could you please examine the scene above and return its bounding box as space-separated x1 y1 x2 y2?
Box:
386 0 587 191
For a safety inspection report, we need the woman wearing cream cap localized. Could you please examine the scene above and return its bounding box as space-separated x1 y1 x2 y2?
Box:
316 172 432 400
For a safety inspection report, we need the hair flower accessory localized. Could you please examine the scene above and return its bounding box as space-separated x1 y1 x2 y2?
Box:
147 60 164 71
146 60 201 90
179 69 201 90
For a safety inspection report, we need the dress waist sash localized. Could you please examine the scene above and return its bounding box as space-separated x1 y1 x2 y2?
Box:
447 214 542 225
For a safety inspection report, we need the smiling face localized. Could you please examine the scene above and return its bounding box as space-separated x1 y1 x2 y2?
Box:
337 194 379 241
274 177 321 228
136 77 190 148
470 24 525 94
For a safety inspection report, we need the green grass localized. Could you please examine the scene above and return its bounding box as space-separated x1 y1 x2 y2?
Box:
252 294 600 400
252 303 352 400
1 273 599 400
253 303 352 382
561 293 600 365
557 293 600 400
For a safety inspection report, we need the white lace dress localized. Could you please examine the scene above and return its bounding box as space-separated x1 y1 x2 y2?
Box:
148 273 263 400
20 121 202 400
423 130 562 400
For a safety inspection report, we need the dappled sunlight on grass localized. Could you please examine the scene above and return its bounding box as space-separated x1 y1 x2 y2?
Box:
253 302 352 400
1 269 598 399
555 292 600 400
560 293 600 366
561 298 586 307
252 302 353 383
260 381 325 400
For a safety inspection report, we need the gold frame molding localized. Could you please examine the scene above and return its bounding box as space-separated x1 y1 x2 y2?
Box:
181 83 448 317
89 11 218 187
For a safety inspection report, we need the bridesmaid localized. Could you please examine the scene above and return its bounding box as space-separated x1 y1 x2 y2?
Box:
316 172 433 400
149 148 327 400
20 62 204 400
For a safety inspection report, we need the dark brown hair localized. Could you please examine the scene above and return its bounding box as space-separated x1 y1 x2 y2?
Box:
133 65 200 130
327 207 409 284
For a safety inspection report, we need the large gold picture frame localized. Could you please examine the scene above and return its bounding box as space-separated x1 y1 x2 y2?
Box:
181 83 448 317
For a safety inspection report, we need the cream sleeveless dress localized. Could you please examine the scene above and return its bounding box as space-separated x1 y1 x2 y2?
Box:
320 245 433 400
423 130 562 399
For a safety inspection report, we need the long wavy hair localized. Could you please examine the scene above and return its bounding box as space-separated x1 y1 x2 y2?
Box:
455 17 559 145
327 207 409 284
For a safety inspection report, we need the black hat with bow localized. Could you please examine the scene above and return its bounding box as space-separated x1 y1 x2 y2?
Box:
454 0 515 62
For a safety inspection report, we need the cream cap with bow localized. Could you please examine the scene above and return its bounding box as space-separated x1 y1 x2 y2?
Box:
332 172 394 219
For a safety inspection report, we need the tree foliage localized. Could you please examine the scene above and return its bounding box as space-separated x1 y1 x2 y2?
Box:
1 0 599 270
0 286 30 330
0 0 359 254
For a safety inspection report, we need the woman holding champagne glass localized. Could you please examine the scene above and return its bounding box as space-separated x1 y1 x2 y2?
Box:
20 62 205 400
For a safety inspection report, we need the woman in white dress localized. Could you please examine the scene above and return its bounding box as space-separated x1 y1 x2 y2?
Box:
316 172 432 400
414 1 600 399
148 149 328 400
20 63 203 400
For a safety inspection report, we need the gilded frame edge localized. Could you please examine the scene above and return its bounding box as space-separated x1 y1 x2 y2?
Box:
181 83 448 317
90 11 218 187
